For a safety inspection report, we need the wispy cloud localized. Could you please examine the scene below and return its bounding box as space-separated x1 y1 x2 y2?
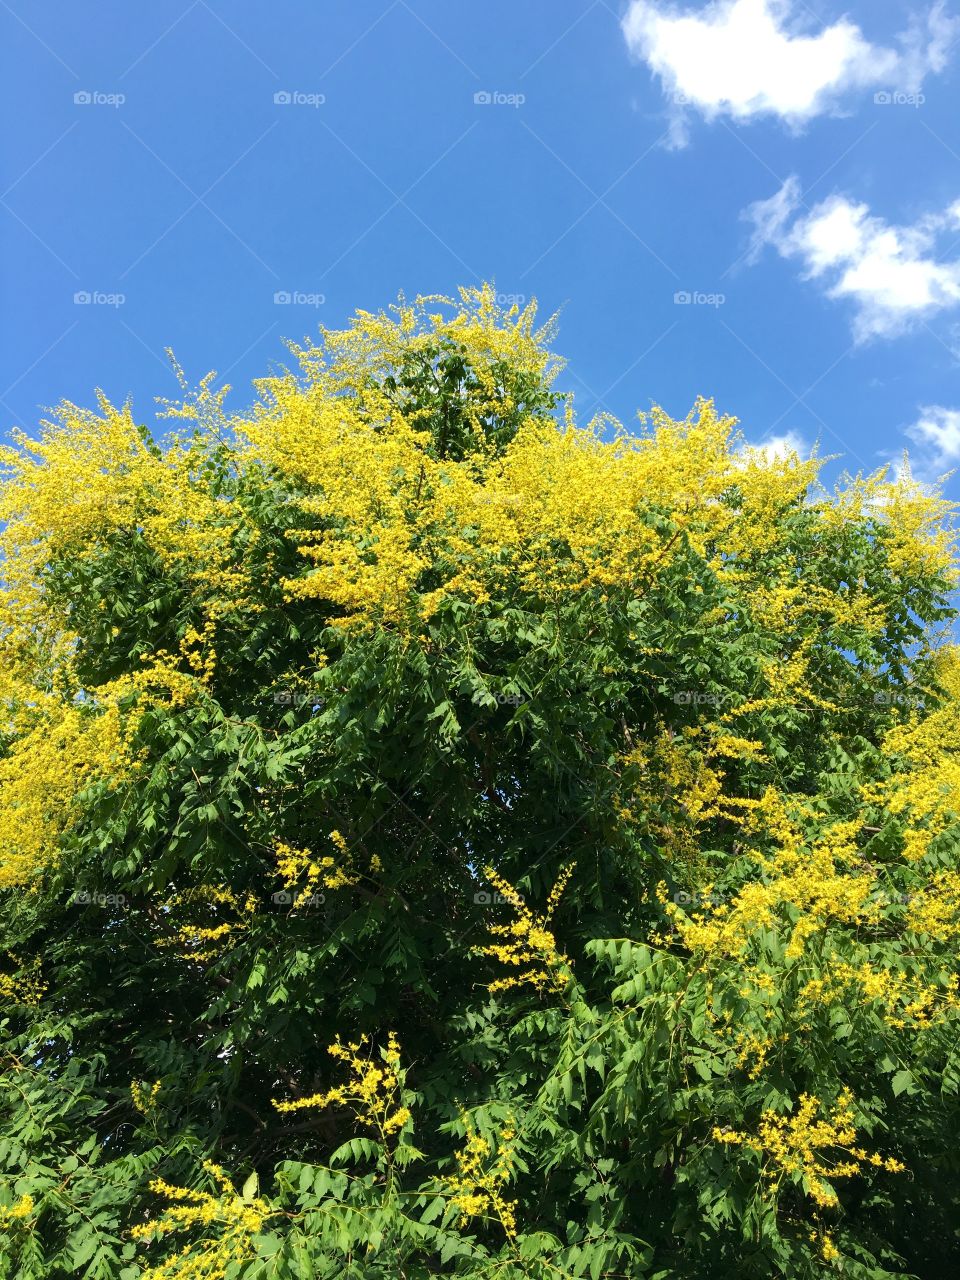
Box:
895 405 960 485
745 178 960 340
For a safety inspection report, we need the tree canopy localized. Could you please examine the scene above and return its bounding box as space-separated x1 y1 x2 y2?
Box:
1 286 959 1278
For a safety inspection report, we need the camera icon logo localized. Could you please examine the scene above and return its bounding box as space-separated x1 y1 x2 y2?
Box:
274 91 292 105
272 889 294 905
474 91 492 105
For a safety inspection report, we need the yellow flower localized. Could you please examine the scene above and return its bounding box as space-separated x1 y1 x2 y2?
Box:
443 1113 518 1239
273 829 370 901
153 886 258 964
714 1089 903 1210
272 1032 411 1143
0 954 46 1007
0 1194 34 1229
474 864 574 996
131 1080 163 1116
132 1162 273 1280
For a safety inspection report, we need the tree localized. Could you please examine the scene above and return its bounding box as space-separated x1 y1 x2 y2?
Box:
1 284 959 1279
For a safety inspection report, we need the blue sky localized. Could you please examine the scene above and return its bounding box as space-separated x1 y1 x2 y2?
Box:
2 0 960 490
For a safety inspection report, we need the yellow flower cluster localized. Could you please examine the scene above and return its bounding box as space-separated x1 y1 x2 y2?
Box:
274 830 361 899
444 1114 518 1240
0 653 206 891
0 955 46 1007
816 1230 840 1262
661 800 880 962
224 284 950 660
798 960 960 1030
155 886 257 963
863 647 960 863
131 1161 272 1280
0 398 150 578
237 286 901 634
0 384 275 892
0 1194 34 1230
474 864 574 996
0 678 132 890
654 728 960 1036
131 1080 163 1116
713 1089 904 1209
130 656 209 712
179 620 218 685
871 472 958 581
904 872 960 942
730 1029 787 1081
623 728 766 863
0 396 256 626
272 1032 411 1143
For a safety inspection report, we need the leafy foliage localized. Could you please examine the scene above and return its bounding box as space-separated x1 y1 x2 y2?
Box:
1 286 959 1277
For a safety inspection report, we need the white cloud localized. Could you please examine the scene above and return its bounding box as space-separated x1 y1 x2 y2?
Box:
901 405 960 483
878 406 960 490
745 179 960 339
621 0 958 144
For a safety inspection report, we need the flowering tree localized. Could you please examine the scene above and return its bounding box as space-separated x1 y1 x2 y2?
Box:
1 287 959 1278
